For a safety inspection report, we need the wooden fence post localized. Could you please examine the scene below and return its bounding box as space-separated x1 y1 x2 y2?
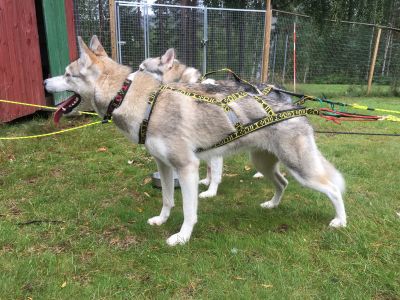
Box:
109 0 117 61
261 0 272 83
367 27 382 95
65 0 78 61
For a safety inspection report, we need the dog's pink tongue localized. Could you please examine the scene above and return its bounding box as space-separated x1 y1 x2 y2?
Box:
53 94 81 124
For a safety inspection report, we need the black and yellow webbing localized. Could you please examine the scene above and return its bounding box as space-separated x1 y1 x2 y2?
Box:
196 107 319 152
137 83 319 152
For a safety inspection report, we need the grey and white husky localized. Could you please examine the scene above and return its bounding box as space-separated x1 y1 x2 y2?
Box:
139 48 292 197
45 36 347 246
140 49 225 198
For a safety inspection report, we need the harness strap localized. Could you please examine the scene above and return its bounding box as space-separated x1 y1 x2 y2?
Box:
253 96 276 116
138 85 244 144
262 86 273 96
160 85 231 110
196 108 320 152
161 85 245 126
103 78 132 123
138 87 163 144
221 91 248 105
137 84 320 151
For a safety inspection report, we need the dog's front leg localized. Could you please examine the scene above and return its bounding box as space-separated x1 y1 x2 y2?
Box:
166 161 199 246
148 158 175 226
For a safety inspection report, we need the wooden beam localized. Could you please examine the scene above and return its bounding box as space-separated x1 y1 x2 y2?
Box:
367 27 382 95
65 0 78 61
109 0 117 61
261 0 272 83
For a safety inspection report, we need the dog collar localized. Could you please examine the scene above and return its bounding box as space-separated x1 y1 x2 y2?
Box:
102 78 132 123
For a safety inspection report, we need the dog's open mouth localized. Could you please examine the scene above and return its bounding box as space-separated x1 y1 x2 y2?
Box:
53 93 82 124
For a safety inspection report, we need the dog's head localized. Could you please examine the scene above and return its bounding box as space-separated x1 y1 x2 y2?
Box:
139 48 176 81
44 35 111 100
139 48 201 84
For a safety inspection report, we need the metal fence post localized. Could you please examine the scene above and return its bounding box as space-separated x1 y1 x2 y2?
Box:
116 2 122 63
146 5 150 58
203 6 208 75
143 4 149 59
271 32 277 82
282 32 289 83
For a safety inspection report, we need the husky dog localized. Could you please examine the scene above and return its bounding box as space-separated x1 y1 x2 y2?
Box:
139 49 293 196
44 36 347 246
140 49 224 198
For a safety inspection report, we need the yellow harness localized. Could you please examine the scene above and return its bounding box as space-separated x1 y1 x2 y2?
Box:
138 84 319 152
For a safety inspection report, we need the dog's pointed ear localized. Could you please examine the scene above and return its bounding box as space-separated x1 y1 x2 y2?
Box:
89 35 108 57
161 48 175 69
78 36 97 67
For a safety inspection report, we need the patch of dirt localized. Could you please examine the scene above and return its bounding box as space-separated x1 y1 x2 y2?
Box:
7 202 23 216
1 243 14 253
273 224 289 233
182 279 202 297
72 273 92 286
108 235 139 249
24 176 39 184
22 282 34 293
50 168 63 178
79 251 95 263
101 225 142 249
25 240 71 255
373 292 399 300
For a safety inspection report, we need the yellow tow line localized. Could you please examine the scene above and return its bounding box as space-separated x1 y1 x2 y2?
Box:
0 99 106 141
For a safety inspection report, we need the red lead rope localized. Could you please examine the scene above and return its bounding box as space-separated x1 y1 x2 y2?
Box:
319 108 381 124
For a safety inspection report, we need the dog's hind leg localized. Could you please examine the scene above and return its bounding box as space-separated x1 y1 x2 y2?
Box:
276 136 347 227
199 156 223 198
148 158 175 226
167 160 200 246
289 168 346 227
199 164 211 186
250 150 288 209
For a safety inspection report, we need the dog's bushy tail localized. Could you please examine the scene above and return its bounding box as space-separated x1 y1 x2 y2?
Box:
321 155 346 194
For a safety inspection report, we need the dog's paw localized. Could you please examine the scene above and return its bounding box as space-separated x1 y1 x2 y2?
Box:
329 218 347 228
166 233 189 246
199 190 217 198
253 172 264 178
147 216 167 226
260 200 278 209
199 178 210 186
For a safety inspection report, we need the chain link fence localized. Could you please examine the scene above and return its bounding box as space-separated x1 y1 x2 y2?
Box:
73 1 400 93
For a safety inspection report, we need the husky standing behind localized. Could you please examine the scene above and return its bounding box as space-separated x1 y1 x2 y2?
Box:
139 49 289 197
140 49 225 198
45 36 346 246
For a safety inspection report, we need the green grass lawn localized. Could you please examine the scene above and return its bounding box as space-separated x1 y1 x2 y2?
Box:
0 96 399 299
284 83 394 98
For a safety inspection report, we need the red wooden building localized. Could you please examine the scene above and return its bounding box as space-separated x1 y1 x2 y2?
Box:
0 0 77 122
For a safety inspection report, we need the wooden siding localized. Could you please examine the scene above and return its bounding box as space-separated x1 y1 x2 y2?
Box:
0 0 45 122
42 0 71 104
